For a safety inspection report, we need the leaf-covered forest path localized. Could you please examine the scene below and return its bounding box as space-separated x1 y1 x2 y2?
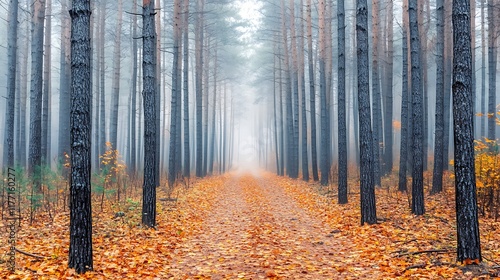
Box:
167 173 345 279
1 171 499 279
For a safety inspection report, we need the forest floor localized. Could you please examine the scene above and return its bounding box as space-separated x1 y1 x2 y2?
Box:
1 171 499 279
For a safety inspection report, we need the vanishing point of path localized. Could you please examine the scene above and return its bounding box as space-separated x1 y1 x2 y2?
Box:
167 173 345 279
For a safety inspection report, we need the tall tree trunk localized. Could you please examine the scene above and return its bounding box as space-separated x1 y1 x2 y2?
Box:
337 0 347 204
68 0 93 273
371 0 382 187
59 0 71 165
273 51 280 175
298 0 308 181
18 22 29 168
399 0 410 192
289 0 299 179
155 0 161 187
318 0 328 186
28 0 46 192
98 0 106 166
480 0 486 138
278 47 285 176
209 45 218 175
281 0 293 178
130 0 138 177
3 0 19 169
443 0 453 169
432 0 445 194
41 0 51 165
356 0 377 225
202 39 210 177
452 0 482 262
306 0 318 181
168 0 182 190
409 0 425 215
195 0 204 177
183 0 190 178
142 0 157 228
487 0 496 140
110 0 123 151
383 0 394 175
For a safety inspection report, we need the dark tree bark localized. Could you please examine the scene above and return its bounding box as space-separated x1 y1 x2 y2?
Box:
142 0 157 228
409 0 425 215
306 0 318 181
337 0 347 204
398 0 410 193
432 0 445 194
356 0 376 225
68 0 93 273
168 0 182 190
442 0 453 170
319 0 329 186
452 0 482 263
487 0 496 140
28 0 46 192
3 0 19 169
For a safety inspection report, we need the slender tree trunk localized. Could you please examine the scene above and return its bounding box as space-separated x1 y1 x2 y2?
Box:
443 0 453 169
203 39 210 177
452 0 482 262
3 0 19 169
298 0 308 181
209 45 218 175
371 0 382 187
130 0 138 177
68 0 93 273
432 0 445 194
399 0 410 192
99 0 106 166
278 47 285 177
356 0 377 225
409 0 425 215
306 0 318 181
168 0 182 190
383 0 394 175
28 0 46 192
281 0 293 178
59 0 71 165
337 0 347 204
289 0 299 179
110 0 123 151
195 0 204 177
480 0 486 138
319 0 328 186
183 0 190 178
18 22 29 168
487 0 496 140
142 0 157 228
41 0 51 165
273 51 280 175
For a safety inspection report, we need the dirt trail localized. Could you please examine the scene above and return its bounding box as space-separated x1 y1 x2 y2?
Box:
167 173 344 279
